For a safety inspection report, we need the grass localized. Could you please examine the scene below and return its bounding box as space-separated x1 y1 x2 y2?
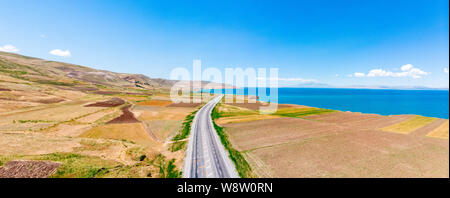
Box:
273 107 336 118
382 115 437 134
217 104 258 117
73 139 113 152
216 114 280 125
427 120 449 139
170 108 200 151
170 141 187 152
211 105 256 178
150 154 182 178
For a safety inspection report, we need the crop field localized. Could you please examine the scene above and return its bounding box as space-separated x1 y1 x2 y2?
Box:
136 100 172 107
273 107 337 118
427 121 449 139
382 116 438 134
80 123 155 143
219 103 449 178
216 114 281 125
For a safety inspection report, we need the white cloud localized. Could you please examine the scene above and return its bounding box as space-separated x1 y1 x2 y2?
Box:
49 49 71 57
353 64 428 79
401 64 413 71
444 68 449 74
354 72 365 77
0 44 20 52
40 34 46 38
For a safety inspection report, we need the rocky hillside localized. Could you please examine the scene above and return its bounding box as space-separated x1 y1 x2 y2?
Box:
0 51 178 90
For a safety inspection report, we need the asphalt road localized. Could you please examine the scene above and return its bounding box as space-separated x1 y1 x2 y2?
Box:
183 95 239 178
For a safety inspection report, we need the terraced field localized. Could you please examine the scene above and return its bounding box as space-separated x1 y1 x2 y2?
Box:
0 52 206 178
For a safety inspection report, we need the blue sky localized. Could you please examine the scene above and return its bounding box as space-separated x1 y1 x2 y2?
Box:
1 0 448 88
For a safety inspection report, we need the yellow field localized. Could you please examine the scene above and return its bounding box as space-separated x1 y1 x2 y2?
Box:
216 114 281 125
382 116 437 134
137 107 194 120
80 123 154 143
427 121 449 139
272 107 336 118
136 100 172 107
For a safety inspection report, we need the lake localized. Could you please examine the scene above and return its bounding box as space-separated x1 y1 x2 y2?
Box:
206 88 449 119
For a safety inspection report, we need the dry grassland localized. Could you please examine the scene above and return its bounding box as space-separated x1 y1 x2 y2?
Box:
143 120 183 141
136 106 195 120
80 123 155 143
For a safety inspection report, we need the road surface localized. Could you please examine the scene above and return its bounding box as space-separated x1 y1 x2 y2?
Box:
183 95 239 178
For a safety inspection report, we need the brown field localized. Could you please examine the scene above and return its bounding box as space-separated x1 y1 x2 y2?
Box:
84 97 125 107
221 106 449 178
0 161 60 178
107 105 140 124
92 91 121 95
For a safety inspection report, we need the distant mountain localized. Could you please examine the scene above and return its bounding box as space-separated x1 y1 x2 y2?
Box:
342 85 449 90
283 82 332 88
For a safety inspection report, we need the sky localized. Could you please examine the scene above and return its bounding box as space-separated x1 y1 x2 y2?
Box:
0 0 449 88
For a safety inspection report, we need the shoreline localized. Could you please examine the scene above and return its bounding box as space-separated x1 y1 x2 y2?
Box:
213 93 450 120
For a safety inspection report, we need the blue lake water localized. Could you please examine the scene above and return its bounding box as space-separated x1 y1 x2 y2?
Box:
206 88 449 119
